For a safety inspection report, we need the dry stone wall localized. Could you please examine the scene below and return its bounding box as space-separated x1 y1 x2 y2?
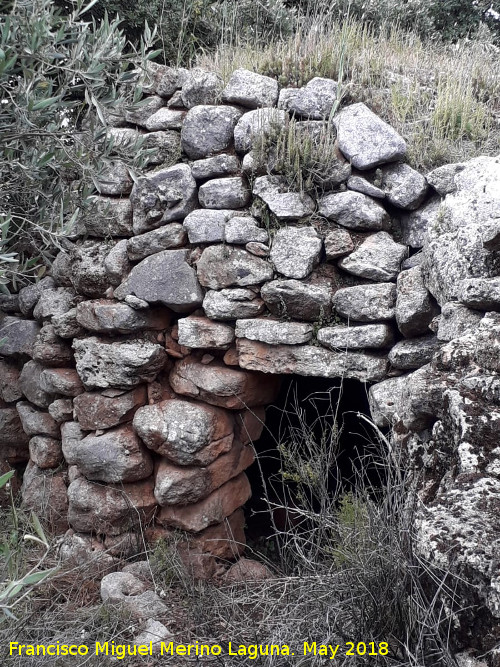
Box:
1 65 499 651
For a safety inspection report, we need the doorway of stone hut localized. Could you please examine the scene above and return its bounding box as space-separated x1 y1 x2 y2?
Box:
244 375 381 552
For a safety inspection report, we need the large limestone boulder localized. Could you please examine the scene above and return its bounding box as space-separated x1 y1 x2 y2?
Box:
39 368 84 397
16 401 60 438
270 226 322 279
114 250 204 313
221 69 278 109
203 288 265 320
0 360 22 403
333 283 396 321
73 337 167 389
29 436 63 470
333 102 407 169
62 422 153 483
130 164 198 235
32 323 73 367
458 277 500 311
181 105 242 159
368 375 407 427
318 191 389 231
18 276 56 317
237 338 388 382
32 287 80 321
122 95 165 127
144 108 186 131
73 386 147 430
19 360 54 408
260 279 332 321
224 216 269 245
94 160 133 196
399 195 441 248
169 356 281 409
338 231 407 282
133 399 235 466
437 302 484 342
324 226 354 260
197 245 273 289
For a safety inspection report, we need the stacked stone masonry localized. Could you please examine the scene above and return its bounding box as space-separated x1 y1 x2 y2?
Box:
1 65 499 654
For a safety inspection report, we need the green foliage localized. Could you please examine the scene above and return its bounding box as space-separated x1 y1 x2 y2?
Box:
0 0 154 292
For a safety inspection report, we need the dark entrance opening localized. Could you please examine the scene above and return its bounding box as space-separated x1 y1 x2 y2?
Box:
245 375 381 543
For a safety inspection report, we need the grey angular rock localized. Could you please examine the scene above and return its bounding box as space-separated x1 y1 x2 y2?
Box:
236 318 313 345
317 323 394 350
51 308 84 339
197 245 273 289
95 160 133 196
29 436 63 469
282 77 338 119
368 375 407 427
198 177 250 209
73 337 167 389
401 252 424 270
177 316 235 349
183 209 237 244
48 398 74 424
100 571 167 620
144 108 186 131
50 250 73 287
32 323 73 367
436 302 483 342
270 227 322 279
333 103 407 170
181 68 223 108
85 197 133 237
338 232 407 281
18 277 56 317
39 368 84 397
333 283 396 321
234 108 287 153
33 287 79 321
123 95 165 127
480 221 500 251
222 68 278 109
76 300 170 334
0 316 40 357
426 162 465 195
458 278 500 311
388 335 440 369
19 361 54 408
380 162 428 210
318 191 389 231
149 64 188 98
190 153 240 181
115 250 204 313
253 176 315 221
141 130 182 167
62 422 153 483
260 279 332 321
396 266 438 338
181 105 242 159
237 338 388 382
203 288 265 320
324 227 354 260
347 175 385 199
133 619 172 647
399 195 441 248
224 216 269 244
16 401 60 438
127 224 187 261
104 239 131 286
70 241 114 298
73 386 147 430
130 164 198 235
133 398 234 466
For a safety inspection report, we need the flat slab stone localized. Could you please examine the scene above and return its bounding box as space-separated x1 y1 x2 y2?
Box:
133 398 234 466
235 319 313 345
260 279 332 321
221 68 278 109
253 176 315 221
76 300 170 334
62 422 153 483
170 356 281 409
338 231 407 282
198 177 250 209
127 224 187 261
270 227 322 279
317 324 394 350
115 250 204 313
225 217 269 245
73 337 167 389
236 338 388 382
388 335 440 370
181 105 242 159
333 283 396 321
130 164 198 235
144 108 186 130
73 386 147 430
347 175 385 199
197 245 273 289
333 102 407 170
318 191 389 231
203 288 265 320
177 316 235 349
190 154 240 180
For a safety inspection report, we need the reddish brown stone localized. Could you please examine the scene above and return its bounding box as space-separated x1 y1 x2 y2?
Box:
29 436 63 469
235 407 266 445
40 368 84 397
73 386 147 430
223 557 272 582
0 407 30 444
158 473 251 532
169 356 281 409
32 324 73 367
21 461 68 533
223 346 239 366
0 360 22 403
189 508 246 559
